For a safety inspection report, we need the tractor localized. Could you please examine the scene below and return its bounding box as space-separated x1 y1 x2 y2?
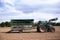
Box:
37 18 58 32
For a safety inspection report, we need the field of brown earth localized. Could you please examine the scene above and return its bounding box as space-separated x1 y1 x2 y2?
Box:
0 26 60 40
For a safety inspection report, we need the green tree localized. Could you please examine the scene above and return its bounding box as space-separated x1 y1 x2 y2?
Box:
5 22 11 27
56 23 60 26
0 22 5 27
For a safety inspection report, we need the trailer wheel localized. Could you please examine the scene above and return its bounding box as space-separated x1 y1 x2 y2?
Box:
19 30 23 33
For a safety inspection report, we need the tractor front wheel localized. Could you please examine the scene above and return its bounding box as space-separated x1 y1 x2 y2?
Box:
47 27 55 32
50 27 55 32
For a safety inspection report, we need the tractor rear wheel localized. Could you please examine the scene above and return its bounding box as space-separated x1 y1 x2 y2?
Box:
39 26 47 32
37 25 47 32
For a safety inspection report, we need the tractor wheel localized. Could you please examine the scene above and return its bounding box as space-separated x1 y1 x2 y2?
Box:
39 26 47 32
47 27 55 32
50 27 55 32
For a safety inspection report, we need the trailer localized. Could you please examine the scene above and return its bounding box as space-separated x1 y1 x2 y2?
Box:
8 19 34 33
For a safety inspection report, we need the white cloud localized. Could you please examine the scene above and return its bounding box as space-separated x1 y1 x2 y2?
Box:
0 0 60 23
19 0 59 6
15 0 59 13
0 11 57 22
1 0 15 5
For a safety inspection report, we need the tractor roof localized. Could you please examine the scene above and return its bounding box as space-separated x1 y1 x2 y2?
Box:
11 19 34 21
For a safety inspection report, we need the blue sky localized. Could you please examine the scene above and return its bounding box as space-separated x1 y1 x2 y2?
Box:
0 0 60 23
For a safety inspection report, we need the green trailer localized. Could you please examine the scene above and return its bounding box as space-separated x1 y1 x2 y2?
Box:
8 19 34 32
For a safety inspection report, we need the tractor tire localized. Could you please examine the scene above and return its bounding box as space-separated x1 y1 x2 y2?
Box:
39 26 47 32
47 27 55 32
50 27 55 32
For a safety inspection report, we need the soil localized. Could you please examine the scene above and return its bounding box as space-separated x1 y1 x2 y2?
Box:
0 26 60 40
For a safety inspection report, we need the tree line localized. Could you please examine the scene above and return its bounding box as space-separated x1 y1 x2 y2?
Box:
51 22 60 26
0 21 60 27
0 22 11 27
